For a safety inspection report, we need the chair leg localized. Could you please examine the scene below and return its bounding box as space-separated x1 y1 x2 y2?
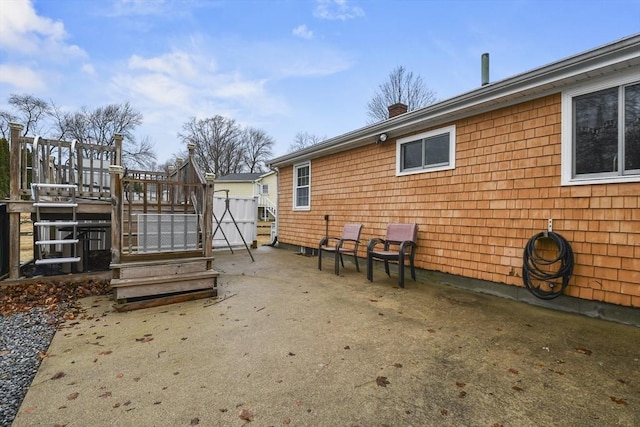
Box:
409 256 416 281
339 253 345 268
335 251 340 276
318 248 322 270
367 253 373 281
398 253 405 288
384 260 390 277
354 253 360 272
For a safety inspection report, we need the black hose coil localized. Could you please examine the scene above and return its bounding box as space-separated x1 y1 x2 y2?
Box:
522 231 574 300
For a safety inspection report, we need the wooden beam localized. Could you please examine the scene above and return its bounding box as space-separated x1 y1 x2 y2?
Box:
112 289 217 312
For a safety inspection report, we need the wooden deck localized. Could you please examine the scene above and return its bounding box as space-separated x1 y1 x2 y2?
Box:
3 123 218 309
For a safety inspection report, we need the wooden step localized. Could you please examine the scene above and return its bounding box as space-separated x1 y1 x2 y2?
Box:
111 270 219 300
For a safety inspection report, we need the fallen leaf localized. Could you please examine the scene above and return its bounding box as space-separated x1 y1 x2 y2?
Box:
456 382 466 388
113 403 121 408
610 396 628 405
440 409 448 416
508 368 519 375
458 391 467 398
190 418 200 425
512 386 524 392
575 347 592 355
376 376 390 387
239 408 254 421
98 350 112 356
99 391 112 398
288 352 296 356
393 363 403 368
67 392 79 400
135 337 154 343
154 401 161 405
116 372 124 378
369 299 378 302
344 345 350 350
51 372 66 380
427 329 436 333
283 419 291 425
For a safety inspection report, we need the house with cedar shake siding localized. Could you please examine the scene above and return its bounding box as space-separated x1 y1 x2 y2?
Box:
268 35 640 320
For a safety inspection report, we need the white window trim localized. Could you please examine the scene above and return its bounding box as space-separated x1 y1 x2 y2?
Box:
561 69 640 186
396 125 456 176
293 161 311 211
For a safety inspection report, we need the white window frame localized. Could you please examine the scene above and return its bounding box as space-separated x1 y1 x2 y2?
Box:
259 183 269 195
561 69 640 186
396 125 456 176
293 161 311 211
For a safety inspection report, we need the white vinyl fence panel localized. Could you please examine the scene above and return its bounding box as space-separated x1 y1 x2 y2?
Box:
138 214 199 253
213 196 257 249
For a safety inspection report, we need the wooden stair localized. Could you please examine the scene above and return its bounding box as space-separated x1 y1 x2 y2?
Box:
110 256 218 300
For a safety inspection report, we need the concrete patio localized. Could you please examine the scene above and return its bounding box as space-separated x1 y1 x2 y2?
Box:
13 246 640 426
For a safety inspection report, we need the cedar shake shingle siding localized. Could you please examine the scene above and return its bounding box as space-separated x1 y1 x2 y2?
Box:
271 35 640 308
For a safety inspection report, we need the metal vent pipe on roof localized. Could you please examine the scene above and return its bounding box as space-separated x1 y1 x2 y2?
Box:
481 53 490 86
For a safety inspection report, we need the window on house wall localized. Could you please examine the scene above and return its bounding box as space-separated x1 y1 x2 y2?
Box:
260 184 269 195
562 71 640 185
396 125 456 176
294 162 310 210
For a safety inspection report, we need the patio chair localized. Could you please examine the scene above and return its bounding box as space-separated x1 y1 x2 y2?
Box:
367 223 418 288
318 223 363 275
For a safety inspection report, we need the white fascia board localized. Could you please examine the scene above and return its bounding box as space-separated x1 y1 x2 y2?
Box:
269 35 640 168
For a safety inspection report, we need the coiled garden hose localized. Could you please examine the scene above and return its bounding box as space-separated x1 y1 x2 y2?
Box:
522 231 574 300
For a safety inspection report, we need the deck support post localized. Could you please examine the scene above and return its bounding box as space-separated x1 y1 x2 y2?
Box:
109 165 124 278
8 123 23 279
204 173 215 270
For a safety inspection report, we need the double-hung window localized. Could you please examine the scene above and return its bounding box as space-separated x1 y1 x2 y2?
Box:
293 162 310 210
561 71 640 185
396 125 456 176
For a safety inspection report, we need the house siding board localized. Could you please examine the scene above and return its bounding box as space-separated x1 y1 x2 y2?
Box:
278 94 640 307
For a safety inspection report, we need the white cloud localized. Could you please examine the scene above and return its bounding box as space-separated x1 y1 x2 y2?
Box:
314 0 364 21
0 64 46 90
129 51 199 78
0 0 85 58
292 24 313 40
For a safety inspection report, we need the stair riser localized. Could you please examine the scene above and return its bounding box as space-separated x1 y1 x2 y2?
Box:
113 277 216 299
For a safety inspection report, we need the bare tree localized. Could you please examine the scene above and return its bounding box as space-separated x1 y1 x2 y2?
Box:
366 66 437 123
243 127 274 173
288 131 325 153
57 102 154 169
178 115 244 177
0 111 18 139
0 94 51 137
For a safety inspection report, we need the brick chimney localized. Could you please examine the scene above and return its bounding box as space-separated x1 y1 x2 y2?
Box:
388 102 408 118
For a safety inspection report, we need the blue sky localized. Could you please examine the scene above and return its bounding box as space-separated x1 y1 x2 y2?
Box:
1 0 639 163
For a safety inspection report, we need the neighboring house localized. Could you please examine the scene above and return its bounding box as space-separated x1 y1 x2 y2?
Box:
215 172 277 221
269 35 640 314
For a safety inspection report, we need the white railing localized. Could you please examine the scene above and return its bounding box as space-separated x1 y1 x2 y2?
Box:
257 195 277 220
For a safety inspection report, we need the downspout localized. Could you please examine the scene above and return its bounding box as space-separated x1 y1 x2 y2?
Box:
268 166 279 246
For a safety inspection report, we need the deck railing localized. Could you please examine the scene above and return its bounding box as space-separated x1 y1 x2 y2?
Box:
9 123 121 200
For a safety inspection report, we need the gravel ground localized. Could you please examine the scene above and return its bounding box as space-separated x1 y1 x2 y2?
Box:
0 308 59 427
0 277 111 427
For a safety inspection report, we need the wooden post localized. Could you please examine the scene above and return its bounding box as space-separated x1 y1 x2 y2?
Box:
204 173 215 270
8 123 23 279
109 165 124 277
113 133 123 168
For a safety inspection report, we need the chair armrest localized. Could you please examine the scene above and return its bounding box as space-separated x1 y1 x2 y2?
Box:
367 238 386 252
336 238 358 250
399 240 417 253
320 236 340 247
